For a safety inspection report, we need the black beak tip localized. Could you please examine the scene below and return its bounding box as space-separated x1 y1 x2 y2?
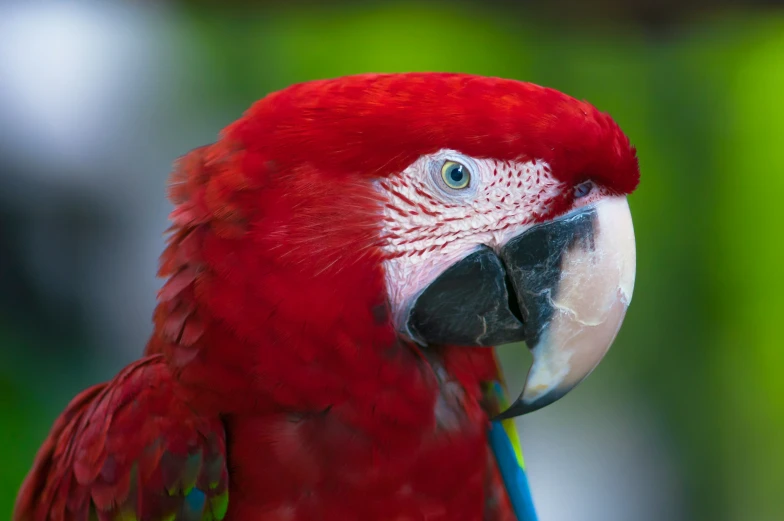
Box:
492 388 569 420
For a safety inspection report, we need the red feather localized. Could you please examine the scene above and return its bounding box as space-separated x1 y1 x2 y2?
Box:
14 356 228 521
19 73 640 520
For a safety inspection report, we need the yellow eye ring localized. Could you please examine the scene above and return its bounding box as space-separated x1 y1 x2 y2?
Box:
441 161 471 190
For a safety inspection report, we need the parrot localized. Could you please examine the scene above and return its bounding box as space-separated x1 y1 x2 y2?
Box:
13 72 639 521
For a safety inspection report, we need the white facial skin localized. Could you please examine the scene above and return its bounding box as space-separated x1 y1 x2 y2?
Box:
376 149 637 414
376 149 564 332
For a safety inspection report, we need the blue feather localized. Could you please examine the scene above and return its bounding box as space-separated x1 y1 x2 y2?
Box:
488 420 538 521
486 379 538 521
184 487 207 515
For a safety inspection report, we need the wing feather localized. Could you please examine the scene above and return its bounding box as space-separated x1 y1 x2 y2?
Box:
13 356 229 521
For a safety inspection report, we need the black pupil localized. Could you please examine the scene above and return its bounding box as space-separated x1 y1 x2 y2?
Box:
449 165 464 184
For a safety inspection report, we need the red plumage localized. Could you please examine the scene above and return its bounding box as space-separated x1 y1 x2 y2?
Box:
15 73 638 521
14 356 228 521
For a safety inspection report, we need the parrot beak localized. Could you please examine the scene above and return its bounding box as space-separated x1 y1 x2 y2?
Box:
405 196 636 417
496 195 636 417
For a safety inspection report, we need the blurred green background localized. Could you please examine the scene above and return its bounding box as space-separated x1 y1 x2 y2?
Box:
1 1 782 520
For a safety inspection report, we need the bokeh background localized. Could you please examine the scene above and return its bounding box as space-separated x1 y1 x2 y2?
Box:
1 0 783 519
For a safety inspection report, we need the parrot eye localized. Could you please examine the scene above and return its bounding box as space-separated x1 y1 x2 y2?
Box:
440 161 471 190
574 180 594 199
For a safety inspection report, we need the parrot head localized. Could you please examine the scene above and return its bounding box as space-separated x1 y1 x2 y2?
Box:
155 73 638 419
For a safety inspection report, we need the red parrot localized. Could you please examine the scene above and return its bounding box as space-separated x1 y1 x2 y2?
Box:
14 73 639 521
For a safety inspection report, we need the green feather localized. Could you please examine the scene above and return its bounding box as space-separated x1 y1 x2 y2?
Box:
209 490 229 521
115 509 137 521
